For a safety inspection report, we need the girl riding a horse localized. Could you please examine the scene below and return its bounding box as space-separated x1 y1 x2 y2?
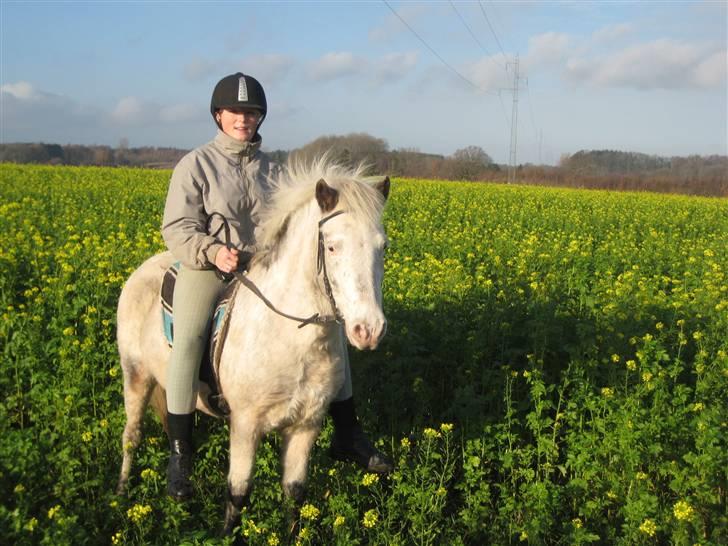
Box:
158 72 392 501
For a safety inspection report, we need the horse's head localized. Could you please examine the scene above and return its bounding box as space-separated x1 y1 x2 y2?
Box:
314 176 390 350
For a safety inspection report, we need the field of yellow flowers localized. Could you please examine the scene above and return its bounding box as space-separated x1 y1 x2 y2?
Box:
1 163 726 545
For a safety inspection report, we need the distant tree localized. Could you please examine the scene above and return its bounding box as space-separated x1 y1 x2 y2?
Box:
449 145 493 181
290 133 389 172
452 146 492 166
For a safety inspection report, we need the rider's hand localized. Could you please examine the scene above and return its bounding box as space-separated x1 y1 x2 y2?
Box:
215 247 239 273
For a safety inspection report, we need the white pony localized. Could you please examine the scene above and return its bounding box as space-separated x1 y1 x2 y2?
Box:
115 158 389 534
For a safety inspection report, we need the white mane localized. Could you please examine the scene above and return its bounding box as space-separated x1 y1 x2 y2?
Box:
255 154 386 253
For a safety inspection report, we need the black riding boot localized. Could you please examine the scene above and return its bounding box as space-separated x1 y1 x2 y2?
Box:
166 412 194 501
328 397 393 474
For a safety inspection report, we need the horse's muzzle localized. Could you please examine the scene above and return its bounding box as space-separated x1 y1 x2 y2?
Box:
347 319 386 350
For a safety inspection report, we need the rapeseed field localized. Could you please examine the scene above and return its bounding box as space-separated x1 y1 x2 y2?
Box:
1 164 726 545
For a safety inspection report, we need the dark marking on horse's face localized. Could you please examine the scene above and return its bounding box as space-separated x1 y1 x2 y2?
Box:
376 176 390 201
315 179 339 212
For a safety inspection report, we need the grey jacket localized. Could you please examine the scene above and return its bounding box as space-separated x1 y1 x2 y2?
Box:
161 130 280 269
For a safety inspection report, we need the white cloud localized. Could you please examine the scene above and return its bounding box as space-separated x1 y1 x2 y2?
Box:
111 96 204 125
373 52 419 83
592 23 634 44
693 50 728 88
159 103 198 123
111 96 150 124
525 32 571 67
463 56 510 93
565 40 727 90
183 58 220 82
308 52 365 82
1 81 40 100
1 82 99 143
239 53 295 85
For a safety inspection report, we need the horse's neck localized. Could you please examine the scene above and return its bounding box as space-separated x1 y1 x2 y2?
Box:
245 204 328 319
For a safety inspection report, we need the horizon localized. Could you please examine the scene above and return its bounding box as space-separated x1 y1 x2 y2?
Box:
1 1 726 166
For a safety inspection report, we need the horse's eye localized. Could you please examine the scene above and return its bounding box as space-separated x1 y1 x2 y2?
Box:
328 246 335 252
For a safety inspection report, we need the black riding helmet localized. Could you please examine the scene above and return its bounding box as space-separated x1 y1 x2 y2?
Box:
210 73 267 135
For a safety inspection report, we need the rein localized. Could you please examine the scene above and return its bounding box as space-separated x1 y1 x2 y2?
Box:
209 210 346 329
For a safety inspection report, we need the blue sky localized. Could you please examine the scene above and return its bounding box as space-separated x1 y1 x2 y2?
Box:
2 1 726 165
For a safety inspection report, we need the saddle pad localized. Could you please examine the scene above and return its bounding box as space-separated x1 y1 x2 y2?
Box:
160 262 235 351
160 262 239 416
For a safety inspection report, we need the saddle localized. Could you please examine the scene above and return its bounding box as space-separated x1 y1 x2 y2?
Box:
160 262 239 417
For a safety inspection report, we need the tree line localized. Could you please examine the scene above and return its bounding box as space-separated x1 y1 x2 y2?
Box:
1 135 725 197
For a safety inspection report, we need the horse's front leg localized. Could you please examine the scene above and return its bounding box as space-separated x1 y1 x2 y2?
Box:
281 424 321 534
222 413 261 537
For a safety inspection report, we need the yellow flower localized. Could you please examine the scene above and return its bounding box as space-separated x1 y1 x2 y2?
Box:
300 503 320 521
423 427 441 439
626 359 637 371
333 515 346 528
636 472 648 480
100 418 109 428
109 367 119 378
440 422 454 433
14 484 25 494
642 371 653 383
298 526 309 539
24 517 38 532
436 486 447 496
519 531 529 541
362 509 378 528
111 531 123 544
141 468 159 481
48 505 61 519
328 467 337 477
81 431 93 443
639 518 657 536
572 518 583 529
655 322 664 330
611 354 620 363
127 503 152 524
601 387 614 398
400 437 411 449
673 500 694 521
267 533 280 546
362 473 379 487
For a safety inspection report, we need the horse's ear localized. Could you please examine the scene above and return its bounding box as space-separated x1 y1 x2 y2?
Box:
376 176 390 201
315 178 339 212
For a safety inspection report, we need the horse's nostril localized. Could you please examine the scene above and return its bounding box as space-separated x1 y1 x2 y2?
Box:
353 324 370 342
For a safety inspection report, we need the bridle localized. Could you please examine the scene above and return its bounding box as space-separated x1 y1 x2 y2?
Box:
208 210 346 328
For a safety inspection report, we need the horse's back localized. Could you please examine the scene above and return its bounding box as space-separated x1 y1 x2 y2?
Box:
117 251 175 364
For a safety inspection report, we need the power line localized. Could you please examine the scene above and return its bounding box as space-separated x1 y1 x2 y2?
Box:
448 0 506 70
478 1 509 66
382 0 498 96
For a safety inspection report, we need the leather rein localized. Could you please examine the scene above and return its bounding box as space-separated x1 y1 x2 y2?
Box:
208 210 346 329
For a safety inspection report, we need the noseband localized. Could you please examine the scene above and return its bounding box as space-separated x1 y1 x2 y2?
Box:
209 210 346 328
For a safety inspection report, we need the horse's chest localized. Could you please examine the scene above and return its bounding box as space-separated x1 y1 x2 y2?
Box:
284 354 341 423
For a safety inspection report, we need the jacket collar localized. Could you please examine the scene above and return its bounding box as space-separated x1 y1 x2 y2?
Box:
214 130 262 158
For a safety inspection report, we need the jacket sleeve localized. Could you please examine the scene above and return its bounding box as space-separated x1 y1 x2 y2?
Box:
161 157 224 269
